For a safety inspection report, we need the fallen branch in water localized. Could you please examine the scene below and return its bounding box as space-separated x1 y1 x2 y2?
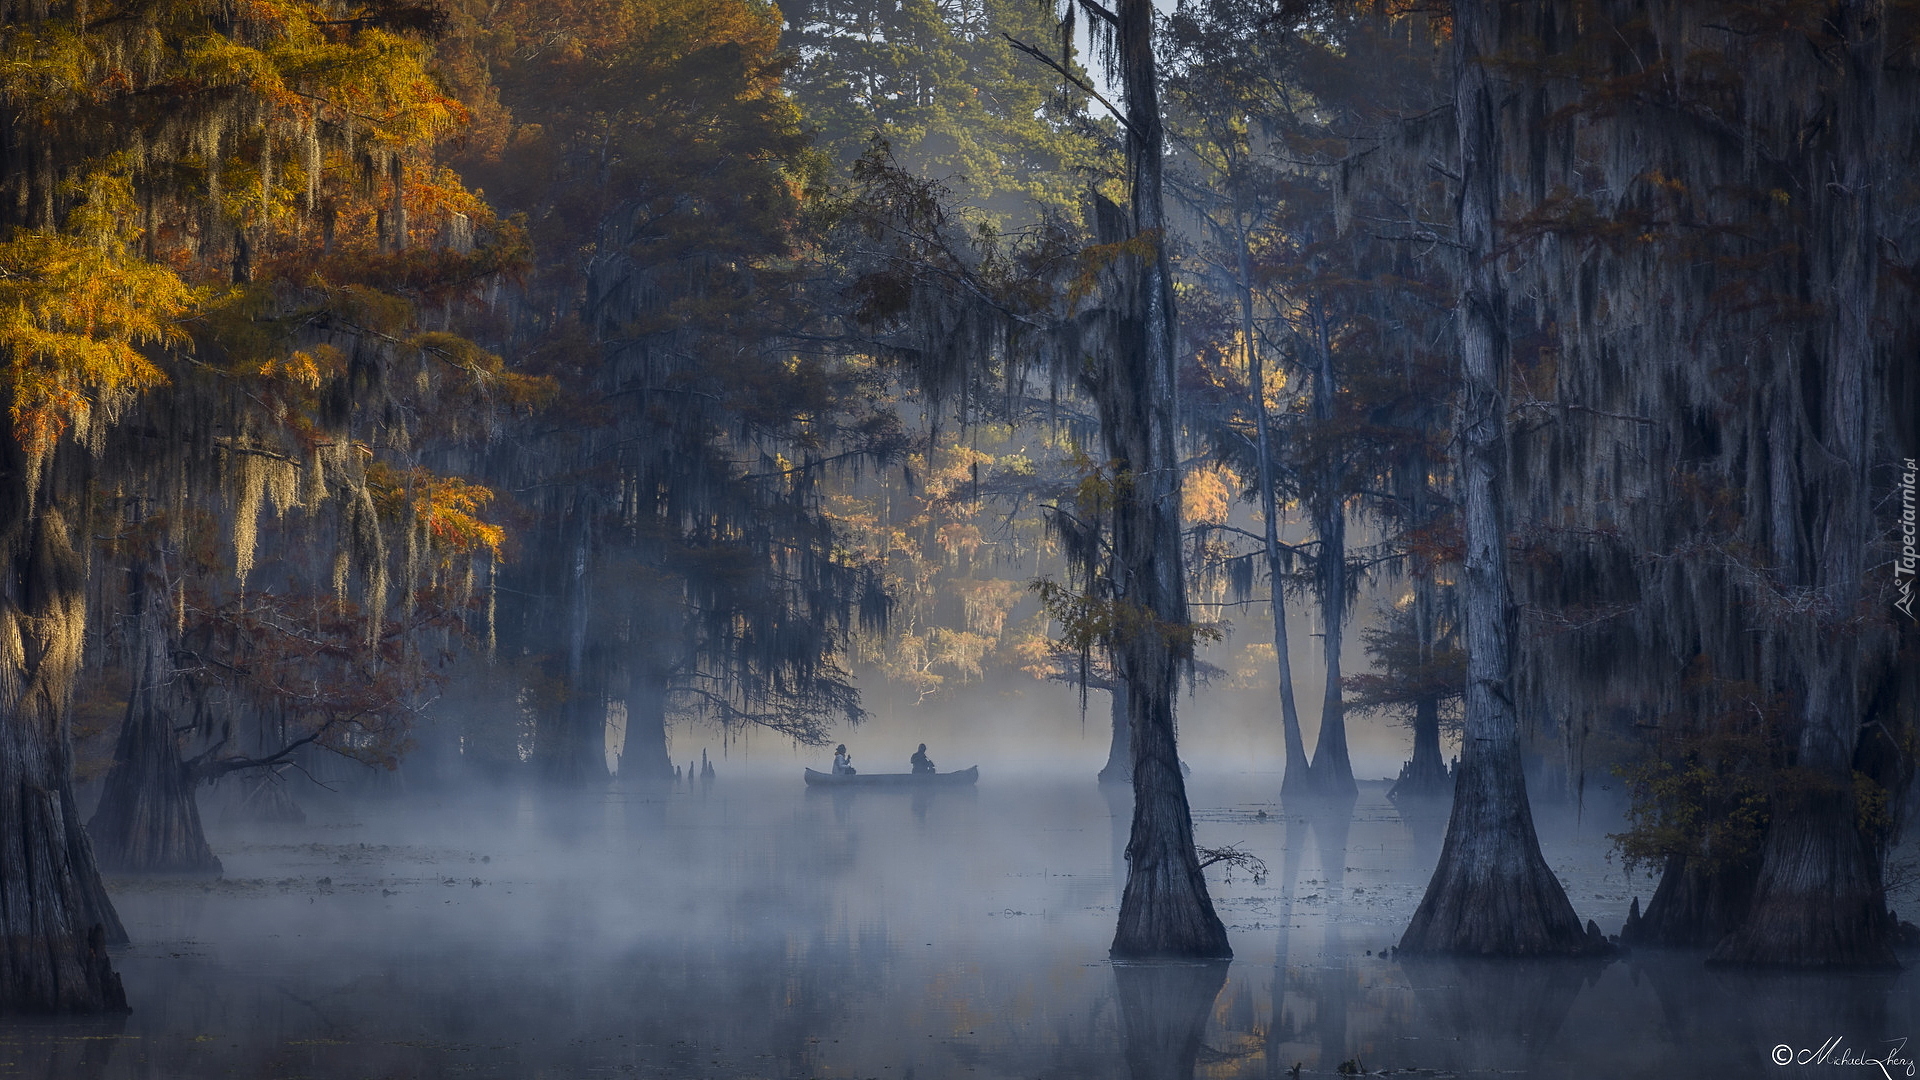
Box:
1196 844 1267 885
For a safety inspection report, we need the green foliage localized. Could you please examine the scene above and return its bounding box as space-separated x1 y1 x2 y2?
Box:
1032 578 1221 657
1343 600 1464 725
1614 755 1770 875
1608 661 1787 874
783 0 1113 227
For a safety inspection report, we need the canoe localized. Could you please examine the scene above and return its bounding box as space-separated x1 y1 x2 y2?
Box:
803 766 979 788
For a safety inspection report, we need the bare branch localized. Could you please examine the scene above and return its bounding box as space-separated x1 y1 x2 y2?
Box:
1196 844 1268 884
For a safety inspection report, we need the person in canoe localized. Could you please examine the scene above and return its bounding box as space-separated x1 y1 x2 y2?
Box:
832 744 856 775
909 744 935 774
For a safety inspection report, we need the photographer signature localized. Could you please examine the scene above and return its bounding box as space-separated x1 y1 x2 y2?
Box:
1773 1037 1913 1078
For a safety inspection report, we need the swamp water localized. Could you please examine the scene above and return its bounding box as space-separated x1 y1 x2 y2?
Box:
1 777 1911 1078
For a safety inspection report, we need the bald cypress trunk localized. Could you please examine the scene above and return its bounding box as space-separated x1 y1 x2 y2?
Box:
1106 0 1230 961
1391 443 1452 803
537 515 609 787
1709 0 1894 970
618 662 675 785
1242 263 1310 797
0 442 129 1009
1623 852 1755 948
1304 308 1357 799
1393 690 1453 802
88 554 220 875
1398 0 1598 957
1710 790 1892 966
543 662 609 787
1098 683 1131 785
1306 501 1355 798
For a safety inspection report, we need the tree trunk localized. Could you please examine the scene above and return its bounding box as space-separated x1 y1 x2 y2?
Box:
1304 306 1357 799
542 666 609 787
88 555 221 875
1307 498 1356 798
1622 852 1755 948
1243 256 1310 798
1398 0 1598 957
1709 762 1894 966
1105 0 1230 961
619 662 675 785
0 489 130 1012
1098 682 1130 785
1392 693 1453 802
1709 0 1893 970
1392 438 1453 805
537 517 610 787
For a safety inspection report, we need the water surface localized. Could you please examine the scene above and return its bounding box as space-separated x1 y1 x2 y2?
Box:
2 776 1911 1078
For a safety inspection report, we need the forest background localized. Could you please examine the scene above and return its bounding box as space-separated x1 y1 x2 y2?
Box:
1 0 1915 1009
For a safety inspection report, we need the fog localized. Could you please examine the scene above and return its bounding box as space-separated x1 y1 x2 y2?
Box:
17 766 1909 1079
688 677 1429 783
676 582 1432 785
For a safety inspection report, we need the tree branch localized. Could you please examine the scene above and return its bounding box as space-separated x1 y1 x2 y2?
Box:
1003 34 1142 142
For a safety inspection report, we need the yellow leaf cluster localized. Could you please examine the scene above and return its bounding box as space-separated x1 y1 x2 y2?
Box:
0 231 191 460
367 462 506 563
1182 463 1236 526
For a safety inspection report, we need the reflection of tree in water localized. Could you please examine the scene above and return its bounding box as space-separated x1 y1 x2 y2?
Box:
0 1017 125 1080
1299 797 1357 902
1391 792 1449 871
1264 811 1310 1070
1115 960 1229 1080
1310 803 1358 1071
1395 957 1603 1075
133 933 858 1078
1633 957 1899 1075
1257 801 1384 1076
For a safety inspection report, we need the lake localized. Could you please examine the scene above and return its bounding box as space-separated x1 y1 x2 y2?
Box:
4 775 1912 1078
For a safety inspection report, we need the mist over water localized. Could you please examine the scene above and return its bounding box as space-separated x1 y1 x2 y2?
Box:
689 671 1435 784
2 772 1907 1079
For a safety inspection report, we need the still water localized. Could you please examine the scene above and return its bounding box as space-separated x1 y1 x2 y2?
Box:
2 776 1912 1078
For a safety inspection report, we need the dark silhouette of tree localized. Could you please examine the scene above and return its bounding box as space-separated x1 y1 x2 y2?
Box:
1395 0 1606 957
454 0 895 785
1451 0 1912 967
1074 0 1231 960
